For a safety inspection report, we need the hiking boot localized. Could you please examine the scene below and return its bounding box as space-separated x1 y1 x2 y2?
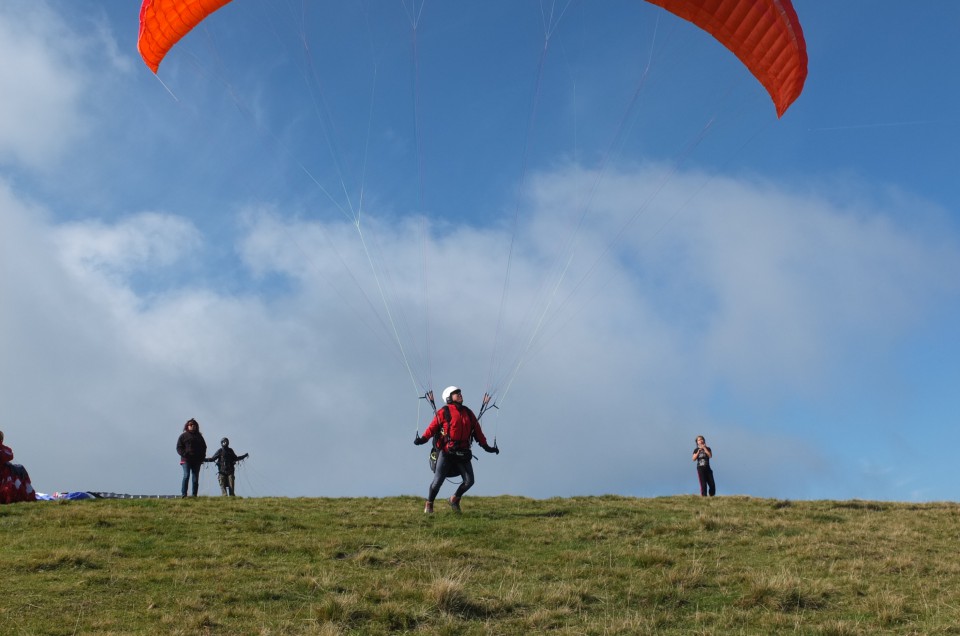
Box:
449 496 462 514
424 501 434 514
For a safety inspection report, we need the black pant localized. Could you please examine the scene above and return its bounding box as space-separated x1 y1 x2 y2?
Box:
697 466 716 496
428 452 475 501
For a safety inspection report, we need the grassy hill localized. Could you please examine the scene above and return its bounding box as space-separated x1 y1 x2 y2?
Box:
2 495 960 634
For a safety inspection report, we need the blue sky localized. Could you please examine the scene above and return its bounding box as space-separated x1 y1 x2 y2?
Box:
1 1 958 501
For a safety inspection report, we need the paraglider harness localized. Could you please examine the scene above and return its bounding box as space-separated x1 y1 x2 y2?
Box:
212 449 248 476
421 391 497 473
429 405 471 470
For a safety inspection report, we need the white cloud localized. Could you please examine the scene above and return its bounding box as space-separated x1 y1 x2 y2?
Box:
6 159 957 501
1 4 958 503
0 4 90 169
55 212 202 281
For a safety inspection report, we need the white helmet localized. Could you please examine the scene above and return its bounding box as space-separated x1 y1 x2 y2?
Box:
442 386 461 404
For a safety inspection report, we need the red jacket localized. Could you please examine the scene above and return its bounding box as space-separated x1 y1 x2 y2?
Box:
422 403 489 453
0 444 12 464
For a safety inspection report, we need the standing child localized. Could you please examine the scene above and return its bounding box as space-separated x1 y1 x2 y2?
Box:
692 435 716 496
207 437 248 496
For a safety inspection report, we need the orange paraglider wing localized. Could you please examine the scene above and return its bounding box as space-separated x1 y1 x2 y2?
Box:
138 0 235 73
645 0 807 117
137 0 807 115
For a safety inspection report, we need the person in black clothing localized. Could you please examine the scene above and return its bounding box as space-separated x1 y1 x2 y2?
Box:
692 435 716 496
207 437 249 496
176 418 207 497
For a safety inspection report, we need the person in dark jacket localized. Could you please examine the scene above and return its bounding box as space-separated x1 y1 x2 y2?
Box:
176 418 207 497
206 437 248 496
414 386 498 514
692 435 716 496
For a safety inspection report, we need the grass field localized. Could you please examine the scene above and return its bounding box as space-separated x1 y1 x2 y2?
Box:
2 495 960 634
